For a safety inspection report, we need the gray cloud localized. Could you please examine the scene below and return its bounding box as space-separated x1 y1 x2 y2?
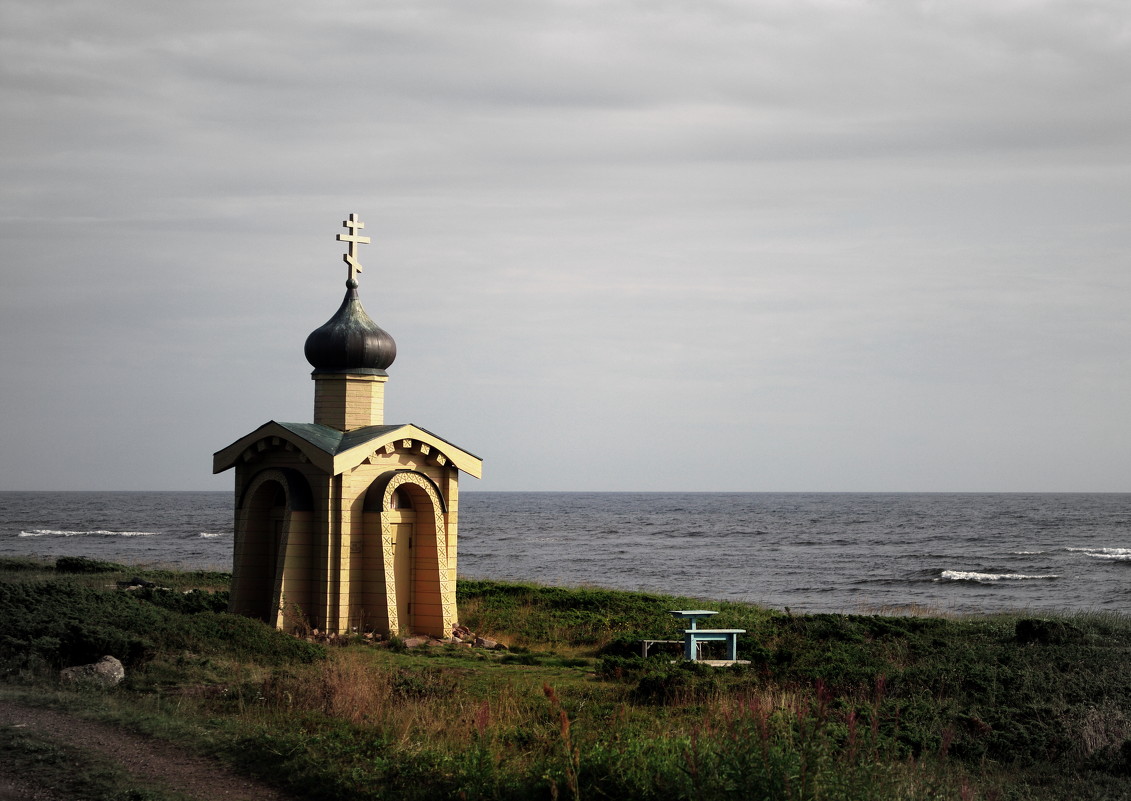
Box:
1 0 1128 491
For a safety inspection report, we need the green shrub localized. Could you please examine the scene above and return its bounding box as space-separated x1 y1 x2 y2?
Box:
0 557 51 572
0 579 320 673
1015 618 1085 645
54 556 125 574
630 661 741 705
131 587 230 614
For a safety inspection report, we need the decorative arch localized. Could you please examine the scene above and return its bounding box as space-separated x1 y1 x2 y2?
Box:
361 470 451 637
362 468 447 514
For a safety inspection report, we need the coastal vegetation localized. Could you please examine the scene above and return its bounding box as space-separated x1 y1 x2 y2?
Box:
1 556 1129 800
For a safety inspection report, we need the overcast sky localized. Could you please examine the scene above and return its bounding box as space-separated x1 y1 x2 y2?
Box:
2 0 1129 492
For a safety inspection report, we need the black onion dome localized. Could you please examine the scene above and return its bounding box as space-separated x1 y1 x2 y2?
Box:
304 279 397 373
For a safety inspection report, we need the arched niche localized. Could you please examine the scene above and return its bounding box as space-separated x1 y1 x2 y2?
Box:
231 468 314 630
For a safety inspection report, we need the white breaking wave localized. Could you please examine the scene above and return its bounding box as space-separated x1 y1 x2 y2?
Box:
198 532 227 538
1066 547 1131 561
1012 550 1046 555
18 529 155 538
941 570 1059 582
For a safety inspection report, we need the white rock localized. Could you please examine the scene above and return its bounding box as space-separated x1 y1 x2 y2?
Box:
60 655 125 687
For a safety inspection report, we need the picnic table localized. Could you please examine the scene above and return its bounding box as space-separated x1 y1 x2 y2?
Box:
669 610 745 663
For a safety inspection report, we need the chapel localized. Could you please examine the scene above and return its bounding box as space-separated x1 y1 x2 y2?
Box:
212 215 481 638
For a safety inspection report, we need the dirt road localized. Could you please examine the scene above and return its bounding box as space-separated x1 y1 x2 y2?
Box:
0 700 298 801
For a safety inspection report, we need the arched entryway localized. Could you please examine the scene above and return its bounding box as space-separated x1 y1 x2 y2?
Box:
231 468 314 629
359 470 451 637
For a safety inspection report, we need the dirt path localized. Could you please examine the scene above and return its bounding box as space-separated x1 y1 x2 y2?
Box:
0 700 298 801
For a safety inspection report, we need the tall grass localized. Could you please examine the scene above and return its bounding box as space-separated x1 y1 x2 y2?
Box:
175 645 972 800
5 569 1131 799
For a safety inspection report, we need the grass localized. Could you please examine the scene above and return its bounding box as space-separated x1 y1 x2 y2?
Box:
3 557 1131 799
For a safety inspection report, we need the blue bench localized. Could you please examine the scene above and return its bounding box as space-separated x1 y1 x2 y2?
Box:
669 610 745 663
682 629 745 662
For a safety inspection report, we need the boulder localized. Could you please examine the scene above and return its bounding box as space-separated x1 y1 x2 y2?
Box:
403 636 431 648
474 637 498 650
60 655 125 687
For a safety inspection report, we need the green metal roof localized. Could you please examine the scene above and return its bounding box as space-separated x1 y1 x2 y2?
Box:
274 421 403 455
213 420 482 478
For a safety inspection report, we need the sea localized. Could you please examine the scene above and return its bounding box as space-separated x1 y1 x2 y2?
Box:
1 491 1127 616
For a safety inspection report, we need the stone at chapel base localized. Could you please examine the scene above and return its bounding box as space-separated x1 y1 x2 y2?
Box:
60 655 125 687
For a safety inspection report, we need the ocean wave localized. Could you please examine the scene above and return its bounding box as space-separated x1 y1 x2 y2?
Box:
940 570 1058 583
1077 552 1131 562
198 532 228 539
1066 547 1131 561
19 529 156 538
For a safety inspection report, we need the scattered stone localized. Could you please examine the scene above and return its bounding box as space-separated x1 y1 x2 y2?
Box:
403 636 431 648
474 637 498 650
60 655 125 688
452 624 473 639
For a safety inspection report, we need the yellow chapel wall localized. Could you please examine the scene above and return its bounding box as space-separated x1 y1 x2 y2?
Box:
337 443 459 637
228 436 464 638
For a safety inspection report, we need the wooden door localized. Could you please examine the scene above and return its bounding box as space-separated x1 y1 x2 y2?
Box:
389 512 416 633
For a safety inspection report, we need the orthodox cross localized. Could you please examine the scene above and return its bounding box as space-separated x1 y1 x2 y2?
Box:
337 213 371 282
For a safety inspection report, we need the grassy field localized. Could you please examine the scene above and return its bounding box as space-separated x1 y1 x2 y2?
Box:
2 555 1130 800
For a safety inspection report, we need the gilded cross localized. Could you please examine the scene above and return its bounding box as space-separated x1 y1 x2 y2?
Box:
337 213 371 282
